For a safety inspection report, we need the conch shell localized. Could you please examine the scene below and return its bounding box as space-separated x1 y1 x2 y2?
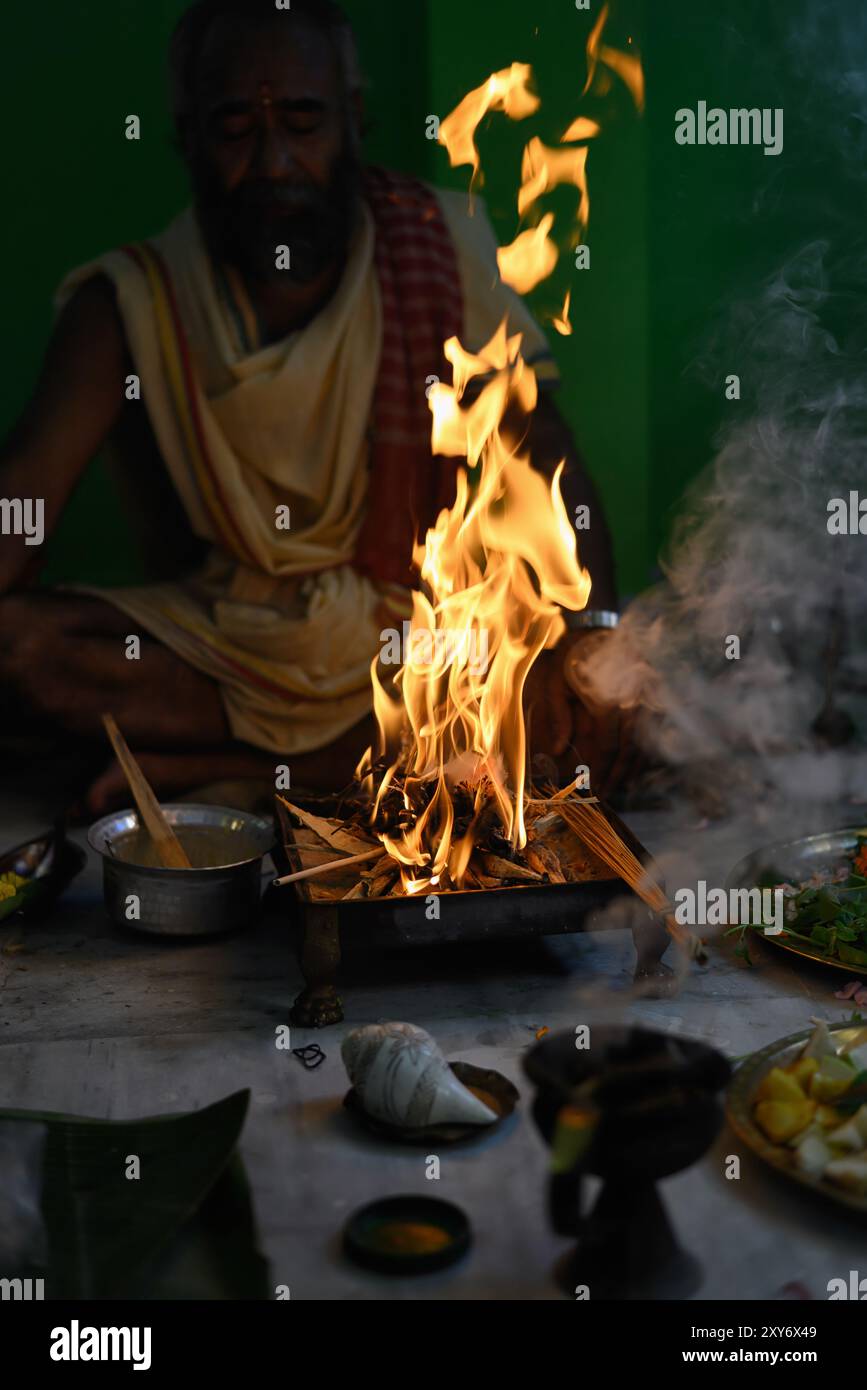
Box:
341 1023 498 1128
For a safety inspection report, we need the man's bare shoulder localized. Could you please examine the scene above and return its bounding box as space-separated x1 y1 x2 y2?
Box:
2 273 132 468
52 273 129 364
36 272 133 423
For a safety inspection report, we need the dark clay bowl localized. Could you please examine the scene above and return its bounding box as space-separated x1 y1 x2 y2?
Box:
524 1024 731 1181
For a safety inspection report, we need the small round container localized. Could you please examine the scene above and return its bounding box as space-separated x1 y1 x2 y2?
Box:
88 804 275 938
343 1196 472 1275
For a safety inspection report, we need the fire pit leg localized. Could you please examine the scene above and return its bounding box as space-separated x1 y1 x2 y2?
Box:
291 905 344 1028
631 913 676 996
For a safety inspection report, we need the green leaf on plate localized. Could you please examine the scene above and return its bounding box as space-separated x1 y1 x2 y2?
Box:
838 943 867 968
733 941 754 966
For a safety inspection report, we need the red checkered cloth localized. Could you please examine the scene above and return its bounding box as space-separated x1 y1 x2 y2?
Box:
353 166 464 587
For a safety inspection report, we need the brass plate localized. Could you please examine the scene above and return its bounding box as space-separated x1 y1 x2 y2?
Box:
727 826 867 978
726 1025 867 1215
757 935 867 977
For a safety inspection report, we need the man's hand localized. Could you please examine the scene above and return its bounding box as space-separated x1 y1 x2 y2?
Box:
523 629 645 798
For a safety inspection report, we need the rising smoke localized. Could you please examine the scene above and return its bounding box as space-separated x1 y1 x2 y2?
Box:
572 4 867 821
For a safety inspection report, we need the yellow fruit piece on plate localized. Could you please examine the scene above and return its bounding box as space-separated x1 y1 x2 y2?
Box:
757 1067 806 1104
755 1098 817 1143
809 1057 856 1102
789 1057 819 1087
817 1104 844 1128
0 871 27 902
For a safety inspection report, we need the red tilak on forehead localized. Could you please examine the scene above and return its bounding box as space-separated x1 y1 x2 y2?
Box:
257 81 274 107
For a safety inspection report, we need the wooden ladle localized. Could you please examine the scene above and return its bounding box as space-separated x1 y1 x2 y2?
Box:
101 714 192 870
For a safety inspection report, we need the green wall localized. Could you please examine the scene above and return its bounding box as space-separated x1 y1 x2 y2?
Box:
643 0 843 567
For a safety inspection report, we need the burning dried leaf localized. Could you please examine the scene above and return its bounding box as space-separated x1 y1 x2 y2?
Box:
277 797 376 855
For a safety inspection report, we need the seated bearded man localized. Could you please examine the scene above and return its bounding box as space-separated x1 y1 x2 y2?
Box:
0 0 624 815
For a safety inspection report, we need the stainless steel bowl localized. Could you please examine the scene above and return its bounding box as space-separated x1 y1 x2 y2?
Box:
87 804 275 937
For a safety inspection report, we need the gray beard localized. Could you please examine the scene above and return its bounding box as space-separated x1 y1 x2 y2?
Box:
192 156 361 287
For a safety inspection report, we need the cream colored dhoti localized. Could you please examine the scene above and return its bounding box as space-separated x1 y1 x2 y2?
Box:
56 187 557 754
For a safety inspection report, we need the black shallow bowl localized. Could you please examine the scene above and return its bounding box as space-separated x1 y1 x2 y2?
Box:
0 828 87 923
343 1195 472 1275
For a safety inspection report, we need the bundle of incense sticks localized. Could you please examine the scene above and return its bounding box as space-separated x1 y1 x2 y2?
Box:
552 796 707 962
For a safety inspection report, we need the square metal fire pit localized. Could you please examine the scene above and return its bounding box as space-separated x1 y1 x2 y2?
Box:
275 799 670 1027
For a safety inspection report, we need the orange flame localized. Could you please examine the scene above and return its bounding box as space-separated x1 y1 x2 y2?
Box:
438 62 540 185
552 290 573 336
584 3 608 92
360 32 644 893
583 3 644 113
362 321 591 892
560 116 601 143
497 213 558 294
596 44 644 112
517 137 591 230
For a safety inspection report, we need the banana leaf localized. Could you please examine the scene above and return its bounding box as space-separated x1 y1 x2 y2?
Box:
0 1089 269 1299
130 1152 269 1300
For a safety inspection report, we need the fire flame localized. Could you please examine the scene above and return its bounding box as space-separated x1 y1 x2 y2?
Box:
552 290 573 337
359 17 642 894
560 116 601 144
496 213 558 296
360 322 591 894
517 137 591 229
438 62 540 185
584 3 644 111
